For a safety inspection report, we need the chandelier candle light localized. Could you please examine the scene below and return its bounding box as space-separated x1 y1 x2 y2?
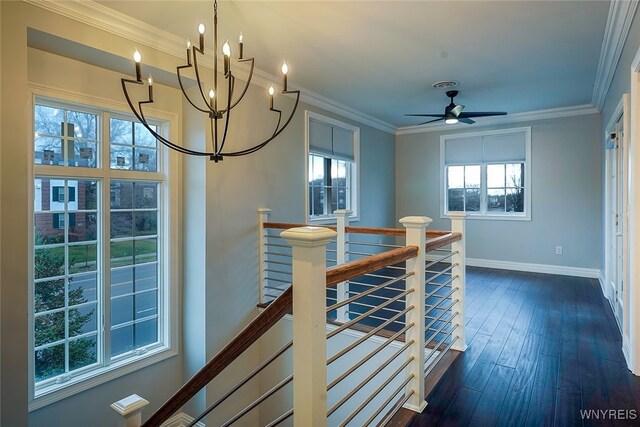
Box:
121 0 300 162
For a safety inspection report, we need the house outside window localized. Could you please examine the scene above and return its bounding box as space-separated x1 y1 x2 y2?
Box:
440 127 531 220
305 111 359 222
31 96 177 409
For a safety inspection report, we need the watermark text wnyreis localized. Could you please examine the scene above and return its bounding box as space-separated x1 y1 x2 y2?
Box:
580 409 637 420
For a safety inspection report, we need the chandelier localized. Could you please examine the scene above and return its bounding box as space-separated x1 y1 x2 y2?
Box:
121 0 300 162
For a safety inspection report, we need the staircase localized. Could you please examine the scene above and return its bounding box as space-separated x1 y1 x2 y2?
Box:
111 209 468 426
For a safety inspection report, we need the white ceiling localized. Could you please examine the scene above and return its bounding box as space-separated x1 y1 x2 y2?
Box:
94 0 610 128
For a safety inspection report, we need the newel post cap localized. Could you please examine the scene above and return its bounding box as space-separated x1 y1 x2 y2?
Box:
257 207 272 213
110 394 149 416
399 216 433 228
447 212 469 219
333 209 352 217
281 226 337 247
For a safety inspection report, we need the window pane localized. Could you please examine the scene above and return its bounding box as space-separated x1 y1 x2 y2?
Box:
135 291 158 318
35 137 63 166
111 181 134 209
35 345 65 382
68 141 97 168
35 312 65 347
487 164 505 188
78 180 98 210
135 264 158 292
506 163 524 188
111 325 133 357
134 123 158 148
506 188 524 213
465 189 481 211
447 188 464 211
35 247 65 279
135 183 158 209
111 241 134 267
111 296 133 326
111 266 133 297
311 155 325 183
111 212 133 238
68 304 97 337
465 165 481 188
69 336 97 371
35 105 64 136
69 273 98 304
68 244 97 274
134 211 157 236
134 148 157 172
135 319 158 348
135 239 157 264
35 213 65 245
35 279 65 313
447 166 464 189
487 189 506 212
110 146 133 170
68 212 97 243
67 110 98 140
110 118 133 145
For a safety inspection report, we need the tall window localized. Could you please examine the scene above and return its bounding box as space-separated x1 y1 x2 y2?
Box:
441 127 531 219
32 98 174 403
306 111 359 221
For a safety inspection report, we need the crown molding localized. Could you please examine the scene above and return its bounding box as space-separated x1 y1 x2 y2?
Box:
396 104 599 135
592 0 639 111
22 0 396 135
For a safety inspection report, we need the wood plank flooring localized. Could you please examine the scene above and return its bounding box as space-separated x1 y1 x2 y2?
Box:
407 267 640 427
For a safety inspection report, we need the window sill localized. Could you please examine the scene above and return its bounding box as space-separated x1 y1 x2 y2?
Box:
29 345 177 411
441 212 531 221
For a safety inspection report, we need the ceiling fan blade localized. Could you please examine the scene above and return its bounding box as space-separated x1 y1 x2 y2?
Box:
451 104 464 116
419 117 445 125
405 114 447 118
458 111 507 118
458 117 475 124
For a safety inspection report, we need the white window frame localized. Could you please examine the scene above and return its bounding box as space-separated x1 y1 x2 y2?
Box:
304 110 360 224
440 126 532 221
28 87 180 411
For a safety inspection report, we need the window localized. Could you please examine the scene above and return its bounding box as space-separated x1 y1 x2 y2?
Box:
31 97 176 407
441 127 531 220
305 111 359 222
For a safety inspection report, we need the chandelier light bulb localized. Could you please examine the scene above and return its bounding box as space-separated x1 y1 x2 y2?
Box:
209 89 215 99
223 40 231 57
445 118 459 125
133 50 142 63
187 39 191 49
148 75 153 85
198 23 206 34
239 32 244 43
281 61 288 75
268 85 275 96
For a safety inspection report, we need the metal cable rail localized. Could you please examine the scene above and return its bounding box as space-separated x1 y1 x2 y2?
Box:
346 295 406 310
425 251 458 269
376 390 415 427
347 280 405 293
338 360 414 427
362 375 414 427
264 267 292 276
326 272 413 313
425 263 457 283
263 242 291 249
424 319 458 351
424 334 459 376
264 251 292 258
327 339 414 416
425 282 457 304
345 311 405 329
264 409 293 427
327 306 414 365
328 323 414 391
264 276 291 285
187 341 293 426
264 259 292 268
348 241 404 249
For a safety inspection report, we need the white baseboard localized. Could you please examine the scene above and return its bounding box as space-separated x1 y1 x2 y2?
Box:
464 257 600 278
161 412 205 427
598 270 607 298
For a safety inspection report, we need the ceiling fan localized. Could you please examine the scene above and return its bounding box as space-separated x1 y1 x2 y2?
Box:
406 90 507 125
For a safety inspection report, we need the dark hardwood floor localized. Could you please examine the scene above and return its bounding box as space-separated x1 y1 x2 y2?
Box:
408 267 640 427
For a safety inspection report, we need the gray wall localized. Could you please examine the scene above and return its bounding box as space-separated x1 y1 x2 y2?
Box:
0 2 397 425
396 114 602 269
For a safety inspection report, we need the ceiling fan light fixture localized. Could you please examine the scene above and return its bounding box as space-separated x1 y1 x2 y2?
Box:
432 80 459 89
445 118 459 125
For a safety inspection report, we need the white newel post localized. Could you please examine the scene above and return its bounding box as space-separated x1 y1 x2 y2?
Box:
448 212 468 352
281 226 336 427
400 216 431 413
258 208 271 305
334 209 351 322
111 394 149 427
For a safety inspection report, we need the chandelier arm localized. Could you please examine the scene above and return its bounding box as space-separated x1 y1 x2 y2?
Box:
122 78 212 156
192 45 219 115
218 58 255 114
216 73 235 155
222 90 300 157
138 100 213 156
177 64 211 114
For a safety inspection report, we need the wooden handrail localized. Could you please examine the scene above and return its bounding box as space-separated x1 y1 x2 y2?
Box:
326 246 418 287
264 222 455 240
142 287 293 427
426 232 462 252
